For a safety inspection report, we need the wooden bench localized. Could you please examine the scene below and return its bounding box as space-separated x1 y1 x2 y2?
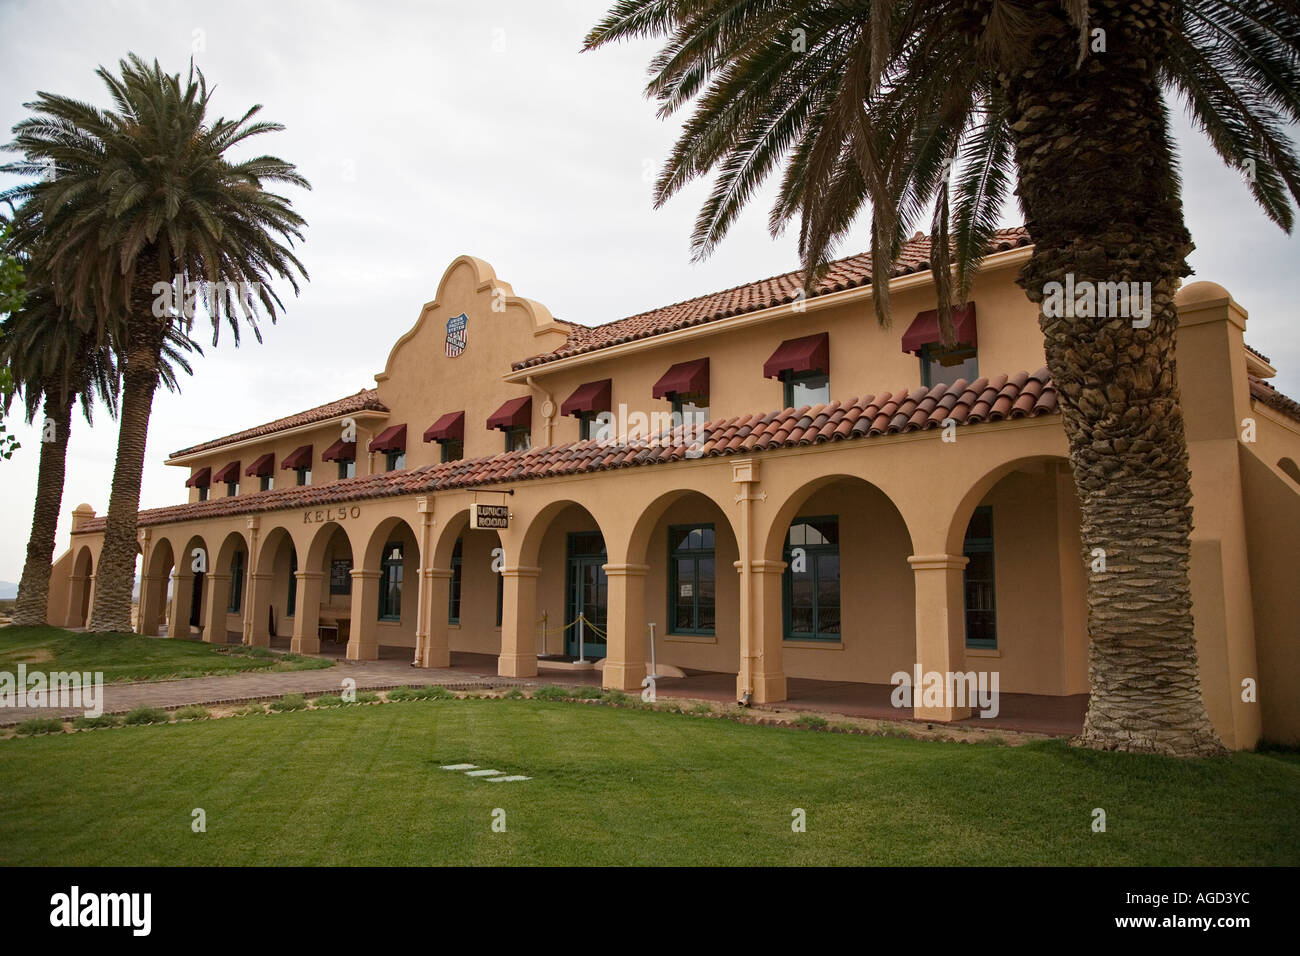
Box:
318 607 351 645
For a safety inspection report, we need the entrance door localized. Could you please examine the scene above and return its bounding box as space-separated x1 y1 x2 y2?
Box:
189 571 205 630
565 532 607 658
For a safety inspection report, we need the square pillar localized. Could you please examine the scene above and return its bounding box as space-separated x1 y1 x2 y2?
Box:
499 565 540 678
290 571 324 654
749 560 787 703
347 568 382 661
169 570 193 638
247 572 275 647
907 554 972 721
603 563 649 692
138 574 165 636
202 573 231 644
421 568 453 667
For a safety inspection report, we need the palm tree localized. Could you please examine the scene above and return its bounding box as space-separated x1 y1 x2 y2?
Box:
2 280 201 627
586 1 1300 756
1 54 310 633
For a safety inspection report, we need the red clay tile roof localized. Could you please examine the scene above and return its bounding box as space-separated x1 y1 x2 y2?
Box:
77 369 1058 534
169 389 388 459
1245 343 1272 365
1250 375 1300 423
512 228 1032 370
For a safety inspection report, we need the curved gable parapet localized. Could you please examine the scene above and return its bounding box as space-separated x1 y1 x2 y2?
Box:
376 255 568 384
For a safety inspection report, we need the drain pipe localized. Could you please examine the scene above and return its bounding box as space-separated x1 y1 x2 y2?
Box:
526 375 554 446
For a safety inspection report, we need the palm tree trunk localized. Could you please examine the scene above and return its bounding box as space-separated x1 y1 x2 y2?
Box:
1001 0 1223 755
11 388 74 627
88 300 164 633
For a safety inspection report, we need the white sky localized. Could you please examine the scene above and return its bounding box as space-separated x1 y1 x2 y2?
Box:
0 0 1297 583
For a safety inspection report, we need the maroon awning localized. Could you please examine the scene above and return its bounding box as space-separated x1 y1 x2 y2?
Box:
212 460 241 484
244 453 274 477
900 303 977 354
560 379 612 417
487 396 532 431
368 424 406 454
185 466 211 488
763 332 830 380
281 445 313 470
652 358 709 400
423 411 465 443
321 439 357 462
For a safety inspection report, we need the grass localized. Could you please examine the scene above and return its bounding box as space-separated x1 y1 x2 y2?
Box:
0 625 333 683
0 698 1295 866
123 706 170 726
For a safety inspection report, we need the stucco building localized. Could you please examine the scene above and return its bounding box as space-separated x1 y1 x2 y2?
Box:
44 229 1300 748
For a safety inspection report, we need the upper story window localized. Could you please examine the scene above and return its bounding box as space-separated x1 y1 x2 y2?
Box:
653 359 710 428
296 467 311 486
784 370 830 408
260 475 274 491
441 440 464 463
385 450 406 471
198 485 209 502
505 426 531 452
578 412 603 442
225 480 239 497
368 425 407 472
338 459 356 480
901 304 979 388
245 454 275 493
561 380 612 443
424 411 465 463
672 393 710 427
213 461 241 497
282 445 313 487
186 466 212 502
763 333 830 409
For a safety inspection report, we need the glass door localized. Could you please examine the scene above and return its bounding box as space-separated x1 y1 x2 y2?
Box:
565 532 607 658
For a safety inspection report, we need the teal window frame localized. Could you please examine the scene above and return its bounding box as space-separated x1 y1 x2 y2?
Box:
448 538 463 624
782 515 840 641
963 506 997 649
385 450 406 472
379 541 403 621
496 569 504 627
671 393 710 427
578 411 603 442
920 342 979 388
783 370 830 408
228 550 245 614
440 439 463 463
295 467 311 486
197 485 209 502
668 523 715 635
259 475 273 492
225 480 238 497
337 459 356 480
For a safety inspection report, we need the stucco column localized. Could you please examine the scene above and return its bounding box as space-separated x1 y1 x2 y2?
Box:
412 496 434 666
499 565 540 678
603 563 649 692
347 568 383 660
202 573 231 644
246 572 275 647
422 568 453 667
750 559 787 703
291 571 324 654
169 570 193 638
138 574 165 636
63 574 88 627
907 554 972 721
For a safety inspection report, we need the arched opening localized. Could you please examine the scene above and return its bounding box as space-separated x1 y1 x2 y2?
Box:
430 509 504 668
517 500 609 661
255 526 298 649
140 538 175 637
763 475 915 689
623 488 740 681
355 517 422 660
207 531 250 644
170 534 209 639
304 522 355 656
66 546 94 628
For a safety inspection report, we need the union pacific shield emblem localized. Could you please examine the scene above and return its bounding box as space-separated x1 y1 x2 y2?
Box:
445 313 468 357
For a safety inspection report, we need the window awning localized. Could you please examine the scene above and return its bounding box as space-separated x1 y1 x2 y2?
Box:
763 332 830 380
423 410 465 443
212 461 241 484
244 453 275 477
487 396 532 431
560 379 612 417
321 439 357 462
281 445 313 470
368 424 407 454
185 467 211 488
652 358 709 400
900 303 977 354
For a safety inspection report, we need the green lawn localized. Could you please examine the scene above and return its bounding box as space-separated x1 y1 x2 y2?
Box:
0 626 332 683
1 698 1296 865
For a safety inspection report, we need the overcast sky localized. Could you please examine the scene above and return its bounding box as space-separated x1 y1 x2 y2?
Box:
0 0 1296 585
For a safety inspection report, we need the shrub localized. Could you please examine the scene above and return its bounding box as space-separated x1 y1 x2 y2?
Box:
395 685 455 701
531 685 572 701
268 693 308 712
312 694 344 708
501 687 525 700
279 652 308 663
73 714 123 730
172 705 211 721
353 691 380 704
124 706 170 726
599 689 630 705
16 717 65 736
690 702 713 715
792 714 829 730
233 703 266 716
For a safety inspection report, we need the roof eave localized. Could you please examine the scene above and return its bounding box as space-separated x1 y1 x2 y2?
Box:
166 408 392 466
